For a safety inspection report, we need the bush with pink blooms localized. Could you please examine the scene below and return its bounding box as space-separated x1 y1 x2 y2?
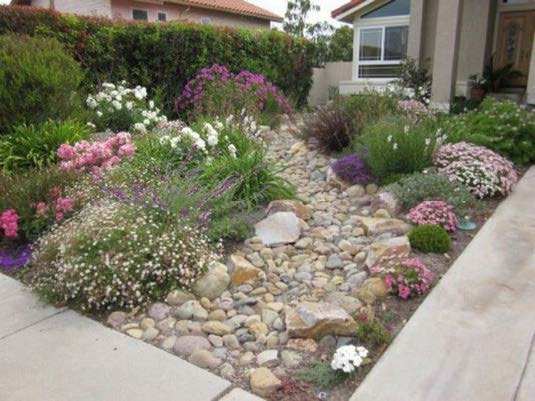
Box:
397 100 433 123
407 200 458 232
175 64 292 121
371 258 434 300
57 132 136 175
434 142 518 198
1 209 19 240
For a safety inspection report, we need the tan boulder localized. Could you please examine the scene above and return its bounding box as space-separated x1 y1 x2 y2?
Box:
365 236 411 268
250 367 282 397
285 301 357 339
356 216 412 237
229 255 265 287
268 200 312 221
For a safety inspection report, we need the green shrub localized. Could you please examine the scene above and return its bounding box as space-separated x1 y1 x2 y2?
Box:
342 90 401 126
0 167 79 242
442 97 535 164
383 169 478 216
0 120 91 171
0 34 83 134
409 225 451 253
28 199 220 311
0 7 315 114
358 118 438 179
355 316 393 349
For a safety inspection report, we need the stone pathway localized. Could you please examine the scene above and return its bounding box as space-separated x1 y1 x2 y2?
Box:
104 119 414 397
350 166 535 401
0 274 261 401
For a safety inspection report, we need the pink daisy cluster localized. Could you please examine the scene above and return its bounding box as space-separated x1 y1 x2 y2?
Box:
57 132 136 175
34 186 76 222
371 258 434 300
0 209 19 239
407 200 458 232
397 100 433 122
434 142 517 198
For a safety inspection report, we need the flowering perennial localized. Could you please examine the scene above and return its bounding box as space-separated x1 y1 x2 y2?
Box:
407 200 458 232
434 142 518 198
331 345 369 373
330 153 374 185
1 209 19 239
397 100 433 123
57 132 136 175
371 258 434 300
87 82 167 133
175 64 292 116
30 199 221 311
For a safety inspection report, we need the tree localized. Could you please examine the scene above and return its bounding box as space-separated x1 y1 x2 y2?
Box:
327 26 354 62
283 0 320 38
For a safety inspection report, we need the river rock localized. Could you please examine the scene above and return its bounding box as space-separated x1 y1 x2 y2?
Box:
193 262 230 300
356 216 412 237
365 235 411 268
255 212 301 246
250 367 282 397
173 336 211 357
229 255 266 287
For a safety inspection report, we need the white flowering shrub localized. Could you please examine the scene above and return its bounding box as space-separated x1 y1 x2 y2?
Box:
331 345 370 374
86 82 167 133
29 199 220 311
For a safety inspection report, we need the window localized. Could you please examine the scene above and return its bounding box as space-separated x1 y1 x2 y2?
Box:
157 12 167 22
132 9 148 21
200 17 211 25
357 25 408 78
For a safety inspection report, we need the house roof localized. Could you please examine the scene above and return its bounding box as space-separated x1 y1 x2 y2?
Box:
10 0 283 22
169 0 283 22
331 0 366 19
332 0 391 23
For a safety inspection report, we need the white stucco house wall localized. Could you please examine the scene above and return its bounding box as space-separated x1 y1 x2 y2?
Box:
332 0 535 109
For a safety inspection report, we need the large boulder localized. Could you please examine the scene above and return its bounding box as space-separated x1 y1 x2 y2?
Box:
365 235 411 268
255 212 301 247
193 262 230 300
229 255 266 287
356 216 412 237
285 301 357 339
267 200 312 221
370 192 402 216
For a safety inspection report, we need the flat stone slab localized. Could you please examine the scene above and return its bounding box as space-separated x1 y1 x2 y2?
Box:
219 388 265 401
0 305 232 401
351 167 535 401
0 274 63 339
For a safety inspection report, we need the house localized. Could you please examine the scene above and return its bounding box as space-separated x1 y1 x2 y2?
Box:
11 0 282 29
331 0 535 109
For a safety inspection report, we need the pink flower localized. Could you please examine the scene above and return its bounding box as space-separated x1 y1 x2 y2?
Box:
55 212 64 221
1 209 19 239
407 200 458 232
35 202 47 217
57 144 75 160
398 286 411 299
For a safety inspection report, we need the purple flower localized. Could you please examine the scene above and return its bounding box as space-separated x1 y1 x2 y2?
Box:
0 244 32 273
331 153 374 185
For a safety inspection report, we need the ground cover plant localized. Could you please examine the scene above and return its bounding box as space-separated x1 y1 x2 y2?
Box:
409 225 451 254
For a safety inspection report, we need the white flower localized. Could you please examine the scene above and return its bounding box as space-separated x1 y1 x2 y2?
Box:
387 135 393 143
86 96 97 109
96 111 103 117
331 345 368 374
393 143 398 150
228 144 237 158
149 100 155 109
112 100 122 110
126 102 133 110
143 119 150 125
133 123 146 133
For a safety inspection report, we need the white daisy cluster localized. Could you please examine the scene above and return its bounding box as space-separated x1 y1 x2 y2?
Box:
86 82 167 133
331 345 369 374
29 199 221 311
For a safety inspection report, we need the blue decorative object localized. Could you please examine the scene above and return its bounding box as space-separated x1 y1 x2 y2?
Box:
457 220 477 231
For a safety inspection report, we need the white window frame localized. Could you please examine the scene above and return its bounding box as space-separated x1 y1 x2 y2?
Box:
353 16 410 82
132 8 149 21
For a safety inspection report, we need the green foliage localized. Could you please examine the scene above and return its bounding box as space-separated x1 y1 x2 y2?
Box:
0 6 315 113
284 0 320 37
358 118 437 179
450 96 482 115
355 316 393 349
394 58 432 103
0 120 91 171
295 362 347 389
409 225 451 253
343 91 401 126
482 54 523 92
442 97 535 164
327 26 353 62
0 167 79 242
0 34 84 134
383 169 479 216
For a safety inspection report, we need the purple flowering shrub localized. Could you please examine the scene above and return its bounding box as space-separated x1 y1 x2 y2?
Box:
370 258 434 300
434 142 518 198
407 200 458 232
175 64 292 119
330 153 374 185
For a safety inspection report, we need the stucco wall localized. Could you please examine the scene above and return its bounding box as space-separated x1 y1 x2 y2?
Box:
111 0 270 28
308 62 353 105
420 0 439 64
33 0 112 17
528 33 535 105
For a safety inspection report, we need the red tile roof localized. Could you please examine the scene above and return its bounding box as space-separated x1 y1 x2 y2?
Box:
331 0 366 18
169 0 283 22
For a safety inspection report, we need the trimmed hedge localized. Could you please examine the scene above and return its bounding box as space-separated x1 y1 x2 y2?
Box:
0 6 315 114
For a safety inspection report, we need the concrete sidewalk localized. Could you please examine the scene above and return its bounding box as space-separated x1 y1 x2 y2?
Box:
0 274 262 401
351 167 535 401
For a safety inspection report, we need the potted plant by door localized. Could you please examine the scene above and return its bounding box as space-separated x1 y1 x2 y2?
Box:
468 74 486 100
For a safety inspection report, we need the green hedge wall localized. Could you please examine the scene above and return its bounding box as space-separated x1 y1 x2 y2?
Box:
0 6 316 114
